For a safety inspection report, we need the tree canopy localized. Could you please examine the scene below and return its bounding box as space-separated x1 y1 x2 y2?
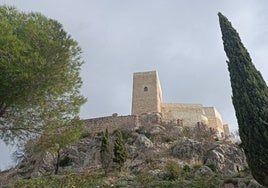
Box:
218 12 268 186
0 6 86 143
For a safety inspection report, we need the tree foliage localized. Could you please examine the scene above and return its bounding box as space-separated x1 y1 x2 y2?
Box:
218 12 268 186
100 128 112 174
113 130 128 172
0 6 86 143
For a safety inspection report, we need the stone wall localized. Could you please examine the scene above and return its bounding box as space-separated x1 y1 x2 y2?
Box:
161 103 208 127
203 107 225 136
83 115 138 134
83 113 161 134
223 124 230 137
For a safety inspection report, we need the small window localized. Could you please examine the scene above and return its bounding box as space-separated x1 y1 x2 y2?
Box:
144 86 148 92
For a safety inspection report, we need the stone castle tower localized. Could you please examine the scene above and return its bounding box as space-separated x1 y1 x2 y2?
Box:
131 70 230 138
131 71 163 115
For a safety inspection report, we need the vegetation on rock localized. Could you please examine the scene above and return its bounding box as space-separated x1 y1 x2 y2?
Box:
0 170 258 188
33 118 83 174
218 12 268 186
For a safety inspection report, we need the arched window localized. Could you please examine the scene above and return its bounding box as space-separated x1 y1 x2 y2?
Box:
144 86 148 92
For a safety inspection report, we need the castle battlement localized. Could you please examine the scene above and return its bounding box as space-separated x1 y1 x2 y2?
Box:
83 70 229 138
131 70 229 138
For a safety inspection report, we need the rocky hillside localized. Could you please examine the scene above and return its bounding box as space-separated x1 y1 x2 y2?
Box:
0 121 263 187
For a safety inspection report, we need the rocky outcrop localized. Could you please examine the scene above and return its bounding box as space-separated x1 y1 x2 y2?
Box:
60 136 102 172
0 123 251 186
205 144 247 174
172 138 203 163
172 138 247 174
134 134 153 148
220 178 263 188
195 165 214 177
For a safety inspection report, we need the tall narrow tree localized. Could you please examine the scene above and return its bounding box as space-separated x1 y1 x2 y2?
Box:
218 12 268 186
100 128 112 174
113 130 127 172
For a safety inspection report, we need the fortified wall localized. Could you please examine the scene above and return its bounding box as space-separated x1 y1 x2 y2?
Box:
131 71 229 138
83 113 161 134
83 70 230 138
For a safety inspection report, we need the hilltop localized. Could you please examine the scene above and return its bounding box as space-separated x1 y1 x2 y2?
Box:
0 113 262 187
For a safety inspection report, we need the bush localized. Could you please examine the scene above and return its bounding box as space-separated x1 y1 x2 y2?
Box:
164 161 183 180
183 165 191 173
80 131 91 138
135 172 159 186
206 163 216 172
59 156 73 167
7 173 106 188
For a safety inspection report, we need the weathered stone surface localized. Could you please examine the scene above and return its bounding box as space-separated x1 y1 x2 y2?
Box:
220 178 263 188
172 138 247 174
172 138 203 162
150 124 166 134
205 144 247 174
247 179 263 188
194 165 214 177
59 136 102 173
0 119 253 187
134 134 153 148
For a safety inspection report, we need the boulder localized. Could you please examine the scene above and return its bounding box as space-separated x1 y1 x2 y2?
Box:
150 124 166 134
134 134 153 148
172 138 203 162
205 144 247 174
247 179 263 188
220 178 260 188
194 165 214 177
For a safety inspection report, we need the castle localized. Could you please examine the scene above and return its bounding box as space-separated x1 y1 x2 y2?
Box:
131 71 229 138
84 70 230 138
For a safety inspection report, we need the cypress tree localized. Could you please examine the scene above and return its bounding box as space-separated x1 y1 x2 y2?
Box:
113 130 128 172
218 12 268 186
100 128 112 174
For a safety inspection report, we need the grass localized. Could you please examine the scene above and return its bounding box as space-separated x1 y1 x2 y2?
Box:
1 171 254 188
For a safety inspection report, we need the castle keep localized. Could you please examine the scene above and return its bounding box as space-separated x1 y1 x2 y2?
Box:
131 71 229 137
84 70 229 138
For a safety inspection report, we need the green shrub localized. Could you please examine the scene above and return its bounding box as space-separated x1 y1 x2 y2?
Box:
165 137 172 143
183 165 190 172
193 163 202 171
6 173 106 188
206 163 216 172
80 131 91 138
59 156 73 167
135 172 159 186
165 161 183 180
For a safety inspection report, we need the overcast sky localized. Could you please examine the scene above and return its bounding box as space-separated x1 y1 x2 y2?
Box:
0 0 268 170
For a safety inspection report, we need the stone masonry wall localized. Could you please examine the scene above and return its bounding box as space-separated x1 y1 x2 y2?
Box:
161 103 208 127
203 107 225 136
83 113 161 134
131 71 162 115
83 115 138 134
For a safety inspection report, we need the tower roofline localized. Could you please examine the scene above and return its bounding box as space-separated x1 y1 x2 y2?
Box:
133 70 158 75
